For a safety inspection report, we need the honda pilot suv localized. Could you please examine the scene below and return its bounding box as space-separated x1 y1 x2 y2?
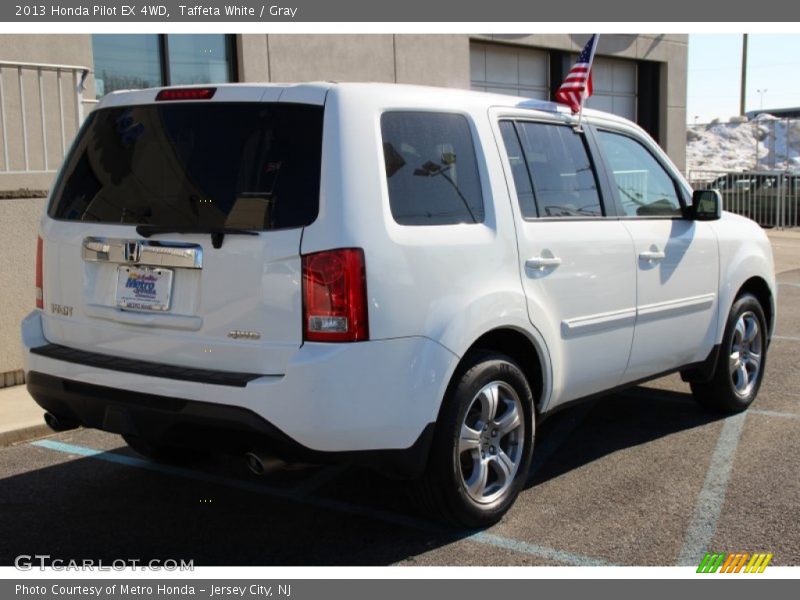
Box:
22 83 776 527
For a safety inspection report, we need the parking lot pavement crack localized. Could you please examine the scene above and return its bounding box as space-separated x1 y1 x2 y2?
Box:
676 412 747 566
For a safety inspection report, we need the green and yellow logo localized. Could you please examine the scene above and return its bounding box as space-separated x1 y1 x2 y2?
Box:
697 552 773 573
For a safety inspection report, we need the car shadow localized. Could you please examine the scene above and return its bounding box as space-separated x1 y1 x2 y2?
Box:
528 385 724 488
0 385 725 566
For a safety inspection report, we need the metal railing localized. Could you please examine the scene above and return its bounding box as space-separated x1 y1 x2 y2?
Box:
0 60 94 175
689 169 800 229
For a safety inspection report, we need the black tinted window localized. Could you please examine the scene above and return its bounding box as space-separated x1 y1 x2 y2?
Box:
50 102 323 230
499 121 537 218
516 122 602 217
381 112 484 226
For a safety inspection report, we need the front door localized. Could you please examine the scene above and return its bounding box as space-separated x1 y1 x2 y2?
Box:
592 128 720 383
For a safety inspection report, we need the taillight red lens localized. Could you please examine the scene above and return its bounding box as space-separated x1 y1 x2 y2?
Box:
35 236 43 309
302 248 368 342
155 87 216 101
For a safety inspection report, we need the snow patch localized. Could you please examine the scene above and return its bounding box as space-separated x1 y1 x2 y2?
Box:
687 114 800 175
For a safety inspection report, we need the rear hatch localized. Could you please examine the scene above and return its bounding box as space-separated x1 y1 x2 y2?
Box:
39 86 326 375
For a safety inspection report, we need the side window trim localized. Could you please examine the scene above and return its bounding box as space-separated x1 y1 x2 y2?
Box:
582 124 621 218
592 125 689 219
500 120 540 218
505 118 610 221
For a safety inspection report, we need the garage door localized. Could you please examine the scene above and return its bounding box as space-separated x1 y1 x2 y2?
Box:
584 56 637 121
470 43 548 99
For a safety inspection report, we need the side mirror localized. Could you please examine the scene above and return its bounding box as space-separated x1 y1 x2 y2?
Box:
690 189 722 221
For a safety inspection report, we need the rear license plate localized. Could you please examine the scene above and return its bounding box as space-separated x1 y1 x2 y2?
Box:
116 266 174 312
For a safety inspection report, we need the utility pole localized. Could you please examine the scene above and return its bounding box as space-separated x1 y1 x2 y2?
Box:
740 33 748 116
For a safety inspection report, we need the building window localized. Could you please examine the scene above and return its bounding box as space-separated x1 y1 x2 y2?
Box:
470 43 549 99
92 34 236 97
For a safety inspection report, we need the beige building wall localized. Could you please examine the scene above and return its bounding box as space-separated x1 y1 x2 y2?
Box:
0 35 94 381
0 197 47 383
238 34 470 89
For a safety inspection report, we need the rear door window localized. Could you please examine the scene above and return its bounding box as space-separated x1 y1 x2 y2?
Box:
49 102 324 230
513 121 603 218
381 111 485 226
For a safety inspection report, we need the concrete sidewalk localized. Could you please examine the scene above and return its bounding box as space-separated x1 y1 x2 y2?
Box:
0 383 50 447
0 228 797 447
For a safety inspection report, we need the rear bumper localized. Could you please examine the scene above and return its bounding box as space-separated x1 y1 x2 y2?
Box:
25 371 435 477
21 311 458 475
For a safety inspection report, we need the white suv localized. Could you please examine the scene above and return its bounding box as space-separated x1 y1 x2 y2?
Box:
21 83 775 526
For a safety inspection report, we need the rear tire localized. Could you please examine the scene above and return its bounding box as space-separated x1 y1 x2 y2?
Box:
415 351 535 528
691 293 768 413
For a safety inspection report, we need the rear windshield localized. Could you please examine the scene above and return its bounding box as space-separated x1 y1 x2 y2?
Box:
49 102 323 230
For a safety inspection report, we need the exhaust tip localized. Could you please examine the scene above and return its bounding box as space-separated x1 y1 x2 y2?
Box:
244 451 287 476
44 412 78 432
245 451 266 475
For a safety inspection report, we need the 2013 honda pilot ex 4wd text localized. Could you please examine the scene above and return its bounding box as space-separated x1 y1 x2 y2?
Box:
22 82 776 527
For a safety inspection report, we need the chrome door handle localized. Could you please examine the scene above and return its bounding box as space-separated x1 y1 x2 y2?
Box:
639 250 666 262
526 256 562 270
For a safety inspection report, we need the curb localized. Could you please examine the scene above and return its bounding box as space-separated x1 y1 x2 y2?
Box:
0 423 54 448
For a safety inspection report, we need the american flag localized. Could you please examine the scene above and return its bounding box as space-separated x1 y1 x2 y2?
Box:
555 34 599 114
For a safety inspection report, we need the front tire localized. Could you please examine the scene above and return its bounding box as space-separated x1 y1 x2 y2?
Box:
691 293 768 413
416 351 535 528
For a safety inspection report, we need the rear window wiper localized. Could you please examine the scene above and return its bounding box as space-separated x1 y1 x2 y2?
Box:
135 225 259 249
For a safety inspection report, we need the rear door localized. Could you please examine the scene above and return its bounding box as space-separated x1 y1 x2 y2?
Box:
495 116 637 405
40 88 325 375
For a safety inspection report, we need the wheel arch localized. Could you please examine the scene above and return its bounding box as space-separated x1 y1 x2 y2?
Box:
438 327 551 421
736 276 775 340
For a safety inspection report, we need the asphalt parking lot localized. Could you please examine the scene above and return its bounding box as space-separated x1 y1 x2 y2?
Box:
0 269 798 567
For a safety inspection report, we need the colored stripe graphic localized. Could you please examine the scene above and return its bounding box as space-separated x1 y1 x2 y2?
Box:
744 553 773 573
698 552 773 573
697 552 726 573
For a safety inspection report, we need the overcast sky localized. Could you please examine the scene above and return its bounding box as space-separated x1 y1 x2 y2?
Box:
687 33 800 124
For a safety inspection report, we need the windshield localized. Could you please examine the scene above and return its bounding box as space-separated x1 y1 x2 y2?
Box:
49 102 323 231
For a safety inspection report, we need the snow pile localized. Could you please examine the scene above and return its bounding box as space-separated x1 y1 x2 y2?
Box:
686 114 800 175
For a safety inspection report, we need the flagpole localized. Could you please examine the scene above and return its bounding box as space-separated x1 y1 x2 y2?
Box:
574 34 600 133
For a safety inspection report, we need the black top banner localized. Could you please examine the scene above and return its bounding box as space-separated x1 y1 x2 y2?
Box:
2 0 798 22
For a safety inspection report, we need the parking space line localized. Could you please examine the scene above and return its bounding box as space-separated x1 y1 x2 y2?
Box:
30 438 610 566
467 532 611 566
751 408 800 421
774 335 800 342
676 412 747 566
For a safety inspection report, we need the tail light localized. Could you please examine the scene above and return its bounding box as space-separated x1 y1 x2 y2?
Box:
35 236 44 309
302 248 368 342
